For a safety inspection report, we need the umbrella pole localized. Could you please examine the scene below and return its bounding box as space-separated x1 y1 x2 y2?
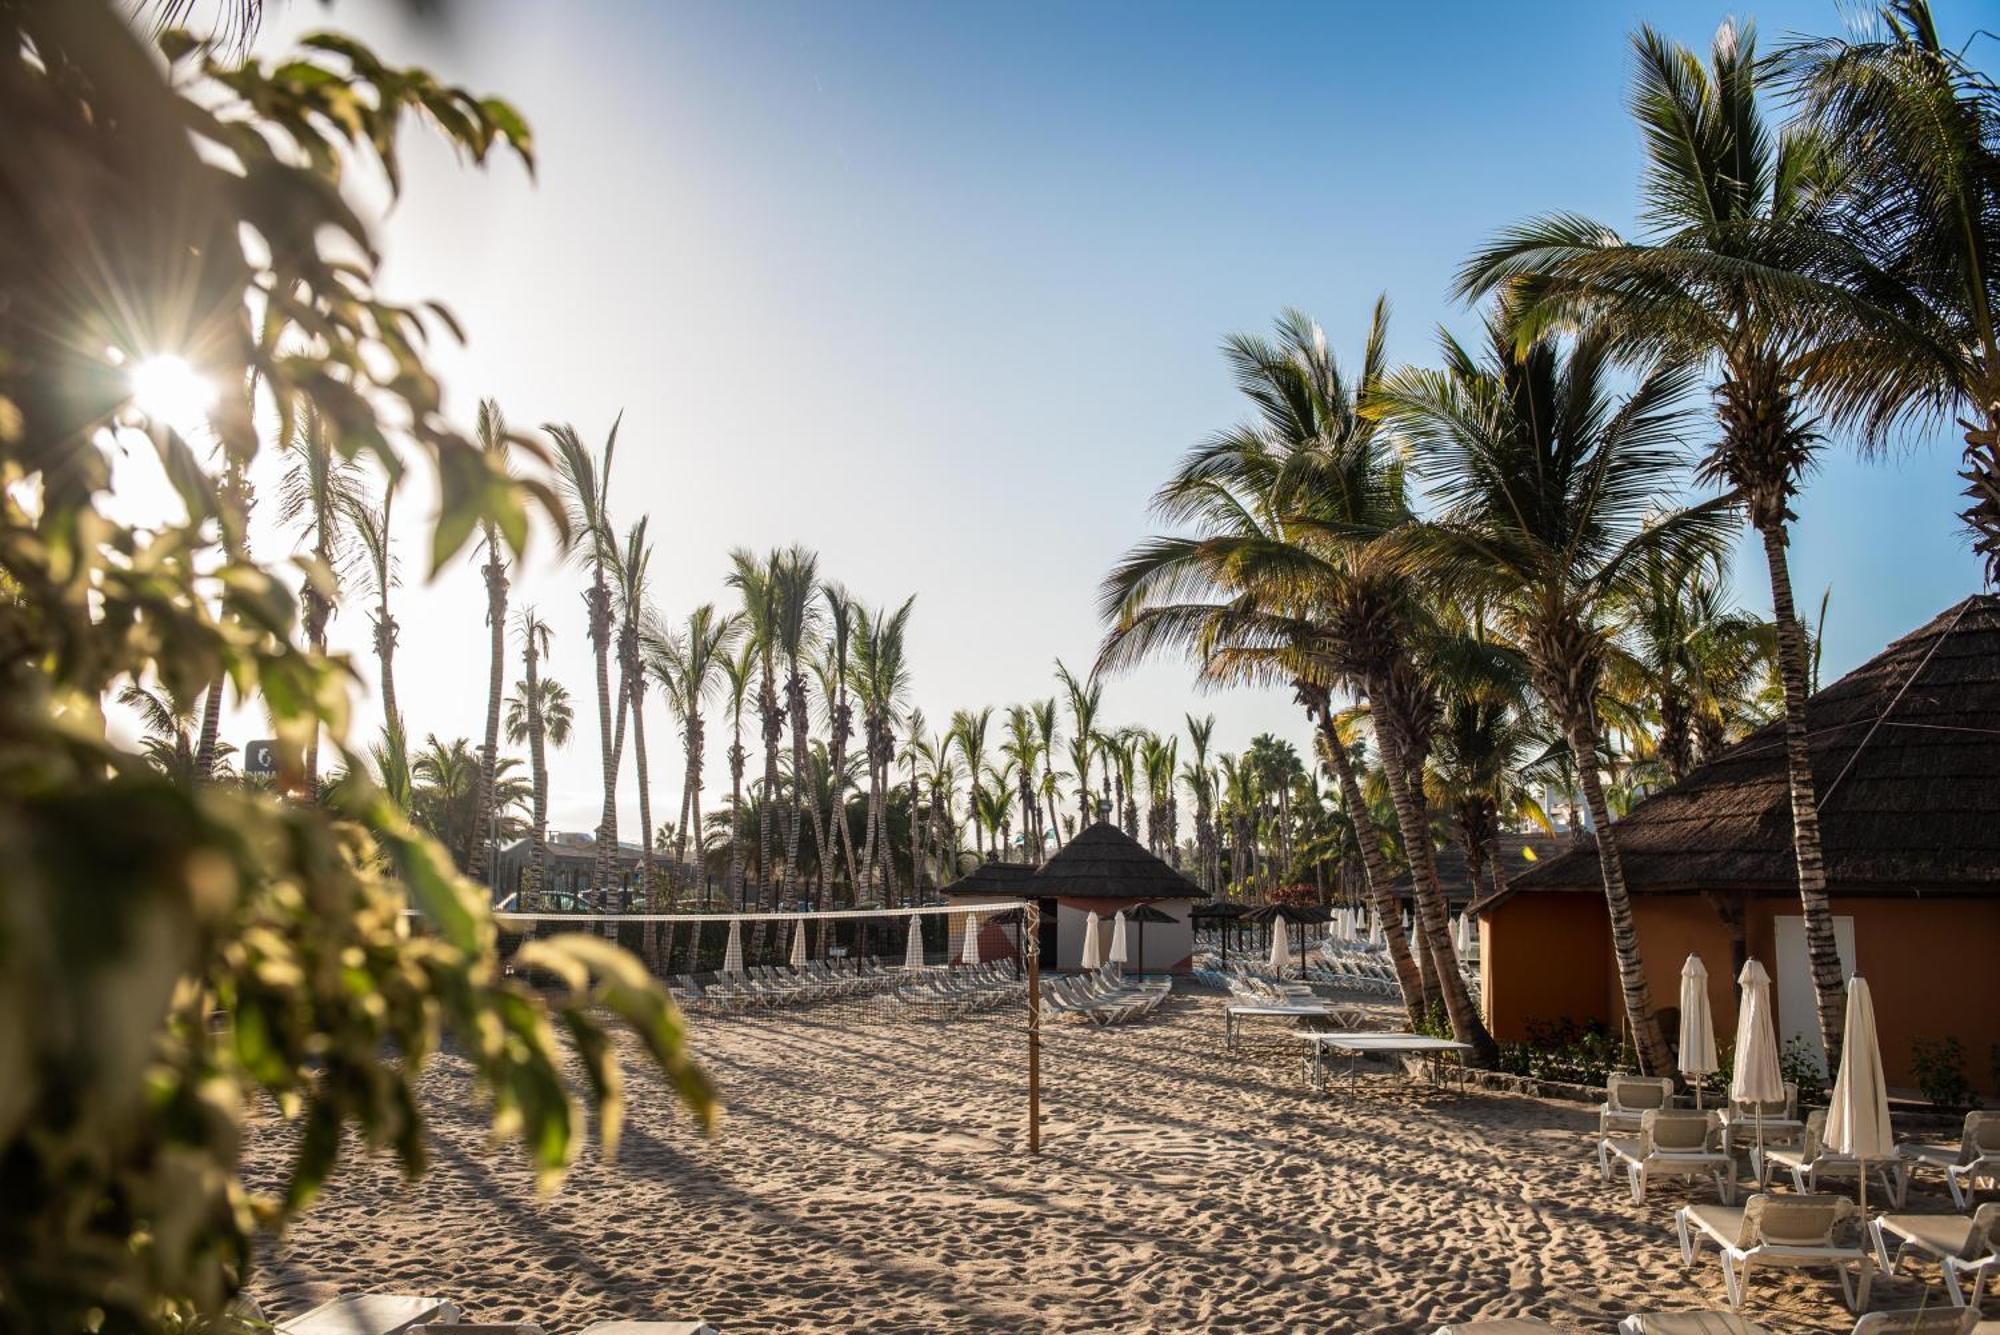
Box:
1025 899 1041 1155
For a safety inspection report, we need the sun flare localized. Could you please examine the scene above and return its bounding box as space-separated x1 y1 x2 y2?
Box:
127 354 217 435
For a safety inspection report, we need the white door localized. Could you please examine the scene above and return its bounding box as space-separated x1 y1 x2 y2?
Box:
1772 914 1855 1076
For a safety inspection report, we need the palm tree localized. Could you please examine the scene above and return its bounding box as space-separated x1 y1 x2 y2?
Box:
346 484 401 740
411 734 532 870
1380 318 1732 1076
609 519 659 928
1031 697 1062 862
1183 713 1218 892
727 549 785 910
1094 303 1441 1038
1002 705 1041 864
949 707 993 859
1458 21 1857 1065
1055 660 1101 835
648 603 742 886
277 406 364 792
819 585 863 899
853 598 914 902
1780 0 2000 582
549 416 622 908
719 640 756 909
468 399 513 886
504 613 570 908
120 682 213 782
771 547 824 904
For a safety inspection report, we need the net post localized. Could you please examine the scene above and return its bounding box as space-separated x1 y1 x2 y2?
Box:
1024 898 1041 1155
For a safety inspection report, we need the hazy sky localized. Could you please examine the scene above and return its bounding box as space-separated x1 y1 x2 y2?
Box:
141 0 1986 839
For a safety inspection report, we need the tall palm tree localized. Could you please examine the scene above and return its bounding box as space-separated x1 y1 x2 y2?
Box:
411 734 532 871
468 399 512 885
1095 303 1441 1038
771 547 824 903
120 682 208 782
949 706 993 859
610 518 659 926
1184 713 1218 892
727 549 785 910
719 640 756 910
504 614 570 908
1001 705 1041 863
1055 660 1101 834
549 416 622 907
853 598 914 902
648 603 742 882
1458 21 1856 1065
277 406 364 793
1381 318 1732 1076
1031 697 1062 863
820 584 863 898
1781 0 2000 582
346 484 401 740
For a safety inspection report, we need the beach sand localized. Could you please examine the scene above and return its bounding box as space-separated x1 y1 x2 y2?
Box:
243 986 1982 1333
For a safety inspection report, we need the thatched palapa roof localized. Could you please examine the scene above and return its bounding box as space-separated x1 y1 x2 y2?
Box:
1392 831 1580 905
1488 595 2000 906
941 821 1201 901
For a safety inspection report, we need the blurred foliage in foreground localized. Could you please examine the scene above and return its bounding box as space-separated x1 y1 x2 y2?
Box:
0 5 714 1333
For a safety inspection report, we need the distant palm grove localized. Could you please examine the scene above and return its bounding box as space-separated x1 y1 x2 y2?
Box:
121 2 1997 1083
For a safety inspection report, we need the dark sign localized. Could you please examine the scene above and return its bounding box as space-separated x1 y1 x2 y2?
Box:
244 739 278 777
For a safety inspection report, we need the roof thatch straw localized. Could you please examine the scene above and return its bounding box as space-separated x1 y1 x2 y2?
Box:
938 860 1038 899
1189 900 1249 920
1492 594 2000 905
1028 820 1201 900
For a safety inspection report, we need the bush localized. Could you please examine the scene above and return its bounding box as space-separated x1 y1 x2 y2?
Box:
1781 1036 1830 1108
1497 1018 1634 1086
1911 1037 1982 1110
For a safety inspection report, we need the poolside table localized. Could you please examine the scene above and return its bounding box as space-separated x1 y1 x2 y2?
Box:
1222 1001 1364 1050
1307 1032 1474 1092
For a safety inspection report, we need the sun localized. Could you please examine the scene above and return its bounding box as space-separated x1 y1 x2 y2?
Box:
127 354 218 435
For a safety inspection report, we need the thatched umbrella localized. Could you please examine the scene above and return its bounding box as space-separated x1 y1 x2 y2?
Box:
1244 902 1320 968
1190 899 1246 965
1126 902 1175 976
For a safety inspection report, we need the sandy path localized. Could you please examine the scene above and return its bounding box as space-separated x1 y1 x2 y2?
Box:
243 987 1974 1333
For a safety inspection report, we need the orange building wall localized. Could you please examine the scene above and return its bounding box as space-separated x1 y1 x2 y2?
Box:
1484 890 2000 1097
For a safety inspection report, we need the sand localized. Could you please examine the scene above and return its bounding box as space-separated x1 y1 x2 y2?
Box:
243 985 1983 1334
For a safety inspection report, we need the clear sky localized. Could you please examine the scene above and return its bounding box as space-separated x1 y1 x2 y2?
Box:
162 0 1987 838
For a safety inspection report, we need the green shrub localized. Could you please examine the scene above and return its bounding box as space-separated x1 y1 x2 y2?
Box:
1911 1037 1982 1110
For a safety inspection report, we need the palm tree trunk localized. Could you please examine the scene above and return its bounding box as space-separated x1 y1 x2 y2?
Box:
780 670 812 903
1566 710 1673 1076
523 634 549 909
1317 712 1425 1028
630 674 657 965
1368 700 1497 1065
757 674 780 910
588 579 619 911
727 733 745 909
1757 521 1846 1070
469 550 508 884
194 677 226 780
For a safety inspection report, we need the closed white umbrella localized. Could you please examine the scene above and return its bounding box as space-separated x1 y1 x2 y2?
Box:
722 918 744 977
903 913 925 970
1826 975 1894 1214
1080 910 1104 970
962 911 981 967
1108 910 1130 970
1268 919 1294 973
1370 912 1385 948
789 917 806 968
1731 959 1784 1162
1678 954 1719 1108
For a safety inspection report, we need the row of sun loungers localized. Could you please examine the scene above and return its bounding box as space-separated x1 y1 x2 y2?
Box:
1589 1074 1999 1316
666 958 907 1014
1439 1305 1981 1333
1041 967 1172 1025
892 961 1022 1015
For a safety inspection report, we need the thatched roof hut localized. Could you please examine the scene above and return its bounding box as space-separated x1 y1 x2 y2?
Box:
1488 594 2000 903
939 821 1201 973
1476 594 2000 1098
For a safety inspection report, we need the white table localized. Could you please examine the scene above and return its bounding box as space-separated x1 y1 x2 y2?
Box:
1223 1001 1363 1049
1307 1032 1474 1092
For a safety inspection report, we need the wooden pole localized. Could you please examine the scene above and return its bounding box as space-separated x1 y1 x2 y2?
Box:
1025 898 1041 1154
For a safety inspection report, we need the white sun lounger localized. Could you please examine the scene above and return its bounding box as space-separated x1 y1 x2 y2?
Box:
1900 1112 2000 1211
1600 1074 1678 1136
1754 1109 1909 1204
279 1296 461 1335
1599 1109 1735 1205
1676 1192 1872 1312
1868 1202 2000 1308
1617 1315 1772 1334
1621 1312 1973 1334
579 1322 720 1335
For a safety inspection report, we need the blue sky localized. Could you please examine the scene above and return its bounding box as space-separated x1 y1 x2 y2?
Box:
213 0 1987 835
